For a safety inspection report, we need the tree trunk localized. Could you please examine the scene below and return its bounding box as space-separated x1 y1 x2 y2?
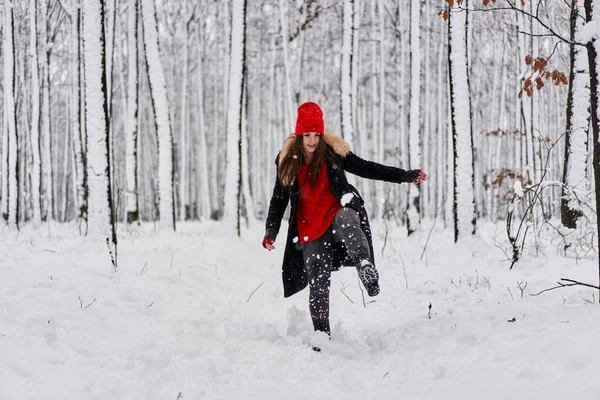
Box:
562 0 590 229
224 0 247 234
178 19 189 220
407 0 422 234
29 0 42 223
448 2 476 242
4 0 19 228
82 0 116 245
278 0 294 132
140 0 176 230
196 24 211 220
40 0 53 221
340 0 354 148
584 0 600 299
126 0 139 223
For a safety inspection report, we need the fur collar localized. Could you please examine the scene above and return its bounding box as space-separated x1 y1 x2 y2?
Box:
279 130 350 160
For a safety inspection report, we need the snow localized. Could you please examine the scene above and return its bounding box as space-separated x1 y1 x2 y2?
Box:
1 221 600 399
513 180 524 198
341 192 354 206
577 19 598 44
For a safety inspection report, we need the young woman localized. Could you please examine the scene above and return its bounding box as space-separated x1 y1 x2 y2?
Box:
262 102 427 338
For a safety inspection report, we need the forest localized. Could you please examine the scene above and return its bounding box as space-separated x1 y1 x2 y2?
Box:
0 0 598 274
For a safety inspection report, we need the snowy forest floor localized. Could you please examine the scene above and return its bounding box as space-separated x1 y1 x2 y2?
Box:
1 219 599 400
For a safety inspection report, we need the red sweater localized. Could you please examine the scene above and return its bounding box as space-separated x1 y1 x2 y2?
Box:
296 162 342 244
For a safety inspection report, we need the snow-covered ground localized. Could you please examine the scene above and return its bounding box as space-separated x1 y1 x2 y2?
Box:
1 220 599 400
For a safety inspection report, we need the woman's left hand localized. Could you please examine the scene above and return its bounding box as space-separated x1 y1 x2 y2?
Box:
414 169 428 184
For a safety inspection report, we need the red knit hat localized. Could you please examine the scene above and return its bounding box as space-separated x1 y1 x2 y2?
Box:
294 102 324 136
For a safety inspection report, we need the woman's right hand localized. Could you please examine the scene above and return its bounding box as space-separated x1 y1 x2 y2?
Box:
262 237 275 251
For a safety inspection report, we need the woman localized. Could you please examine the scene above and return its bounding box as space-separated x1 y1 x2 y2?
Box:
262 102 427 338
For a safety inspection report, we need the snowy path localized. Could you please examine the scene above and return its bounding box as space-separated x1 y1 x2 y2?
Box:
1 222 599 399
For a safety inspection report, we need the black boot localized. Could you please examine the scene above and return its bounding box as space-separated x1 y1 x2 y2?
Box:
358 260 380 297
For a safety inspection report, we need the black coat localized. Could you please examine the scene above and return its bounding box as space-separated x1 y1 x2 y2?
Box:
265 134 419 298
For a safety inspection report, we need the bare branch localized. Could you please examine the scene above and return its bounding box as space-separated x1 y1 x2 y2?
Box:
247 282 264 303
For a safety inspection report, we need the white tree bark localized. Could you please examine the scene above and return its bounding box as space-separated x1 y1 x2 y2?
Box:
29 0 42 223
563 2 591 227
278 0 294 132
1 97 7 220
83 0 112 238
196 30 211 220
140 0 175 230
4 0 18 228
126 0 139 222
40 0 53 221
178 21 189 220
71 1 86 221
341 0 354 148
224 0 246 230
407 0 422 234
449 4 476 242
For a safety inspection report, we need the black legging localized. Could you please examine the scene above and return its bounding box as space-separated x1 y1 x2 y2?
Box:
301 207 372 334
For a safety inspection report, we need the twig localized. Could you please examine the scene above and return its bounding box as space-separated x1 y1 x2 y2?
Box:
421 199 446 261
247 282 264 303
532 278 600 296
139 262 148 276
340 282 354 303
483 277 491 291
78 296 96 309
428 303 432 319
357 273 367 308
471 270 480 292
517 281 528 298
506 287 514 300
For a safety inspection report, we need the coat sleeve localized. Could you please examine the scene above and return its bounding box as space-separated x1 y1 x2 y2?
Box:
265 155 290 240
342 151 420 183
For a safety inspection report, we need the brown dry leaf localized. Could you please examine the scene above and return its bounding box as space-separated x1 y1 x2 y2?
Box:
535 77 544 90
525 55 533 65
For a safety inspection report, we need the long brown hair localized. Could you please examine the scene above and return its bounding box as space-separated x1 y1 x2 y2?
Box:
278 134 331 189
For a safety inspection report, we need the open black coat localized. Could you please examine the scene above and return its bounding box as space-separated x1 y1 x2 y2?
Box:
265 132 419 298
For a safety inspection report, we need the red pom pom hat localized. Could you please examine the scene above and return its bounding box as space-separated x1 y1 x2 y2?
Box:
294 102 324 136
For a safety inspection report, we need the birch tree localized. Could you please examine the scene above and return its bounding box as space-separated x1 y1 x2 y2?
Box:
82 0 116 245
3 0 19 228
583 0 600 295
561 0 590 229
340 0 354 148
223 0 247 234
28 0 42 223
126 0 139 223
407 0 422 234
278 0 295 131
448 1 476 242
140 0 175 230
